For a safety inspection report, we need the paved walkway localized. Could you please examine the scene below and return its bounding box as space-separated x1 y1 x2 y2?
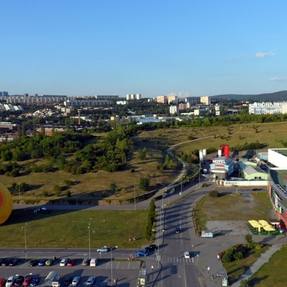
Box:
231 244 283 287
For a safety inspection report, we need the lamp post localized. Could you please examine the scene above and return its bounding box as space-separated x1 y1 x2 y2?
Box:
22 223 27 259
88 222 91 259
110 248 113 286
134 185 137 211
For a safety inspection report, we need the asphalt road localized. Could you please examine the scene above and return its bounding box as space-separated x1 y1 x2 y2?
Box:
149 184 209 287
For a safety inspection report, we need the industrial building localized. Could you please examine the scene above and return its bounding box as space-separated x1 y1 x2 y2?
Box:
239 161 268 181
210 144 234 179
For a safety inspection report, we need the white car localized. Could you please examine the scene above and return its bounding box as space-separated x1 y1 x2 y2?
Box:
72 276 81 287
184 251 191 259
90 258 97 267
5 276 14 287
96 246 110 253
59 258 67 266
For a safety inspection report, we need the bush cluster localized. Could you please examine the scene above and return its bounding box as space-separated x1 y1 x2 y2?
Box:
146 199 156 240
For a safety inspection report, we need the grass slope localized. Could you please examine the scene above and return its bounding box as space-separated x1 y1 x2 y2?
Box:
247 245 287 287
0 209 148 248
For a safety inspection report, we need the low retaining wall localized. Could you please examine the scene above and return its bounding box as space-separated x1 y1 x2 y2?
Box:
217 180 268 187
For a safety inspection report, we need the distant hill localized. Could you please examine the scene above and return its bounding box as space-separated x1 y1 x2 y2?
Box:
212 90 287 102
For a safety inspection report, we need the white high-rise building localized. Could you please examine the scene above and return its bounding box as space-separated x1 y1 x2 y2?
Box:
126 93 142 100
249 102 287 115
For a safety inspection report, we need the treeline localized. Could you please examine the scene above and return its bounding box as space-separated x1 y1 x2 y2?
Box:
0 125 137 176
0 133 90 162
136 113 287 131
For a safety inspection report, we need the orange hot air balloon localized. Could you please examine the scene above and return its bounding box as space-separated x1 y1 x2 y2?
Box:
0 185 12 224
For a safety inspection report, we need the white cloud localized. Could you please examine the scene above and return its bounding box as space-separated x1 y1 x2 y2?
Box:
269 76 287 82
255 51 275 58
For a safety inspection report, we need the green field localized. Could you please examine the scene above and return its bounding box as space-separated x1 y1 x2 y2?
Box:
246 245 287 287
195 191 273 231
0 209 148 248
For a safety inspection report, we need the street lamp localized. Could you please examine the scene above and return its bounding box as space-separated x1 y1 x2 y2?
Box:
110 248 113 286
134 185 137 211
22 223 27 259
88 222 91 259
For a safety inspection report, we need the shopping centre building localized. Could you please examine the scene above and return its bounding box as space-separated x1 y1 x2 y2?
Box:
268 148 287 227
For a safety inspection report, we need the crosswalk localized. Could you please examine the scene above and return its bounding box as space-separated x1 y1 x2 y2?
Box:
147 255 197 265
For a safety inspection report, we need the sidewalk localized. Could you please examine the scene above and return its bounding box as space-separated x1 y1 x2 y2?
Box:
231 244 283 287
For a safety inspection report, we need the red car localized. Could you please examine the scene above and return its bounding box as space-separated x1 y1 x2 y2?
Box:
67 259 75 267
23 274 32 287
0 278 6 287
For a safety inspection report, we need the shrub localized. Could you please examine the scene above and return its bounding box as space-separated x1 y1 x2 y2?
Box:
139 177 150 191
209 190 219 197
245 234 253 244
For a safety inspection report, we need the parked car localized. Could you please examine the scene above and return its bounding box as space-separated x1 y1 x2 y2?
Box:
59 258 67 266
96 246 110 253
12 275 24 287
30 275 40 287
184 251 190 259
0 278 6 287
81 257 90 266
89 258 97 267
8 258 18 266
1 258 9 266
62 277 72 287
66 259 75 267
23 274 32 287
29 259 38 267
37 259 46 266
45 259 54 266
5 276 14 287
145 244 158 254
84 277 96 286
71 276 80 287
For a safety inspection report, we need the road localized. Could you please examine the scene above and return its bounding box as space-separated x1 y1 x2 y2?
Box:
146 182 210 287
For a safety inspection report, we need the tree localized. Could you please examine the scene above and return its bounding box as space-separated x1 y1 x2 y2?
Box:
138 148 147 160
139 177 150 191
110 183 118 193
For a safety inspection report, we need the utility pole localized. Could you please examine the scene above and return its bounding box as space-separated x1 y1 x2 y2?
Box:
23 223 27 259
110 249 113 286
134 185 137 210
88 222 91 259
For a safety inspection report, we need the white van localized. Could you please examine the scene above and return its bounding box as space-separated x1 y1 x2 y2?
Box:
90 258 97 267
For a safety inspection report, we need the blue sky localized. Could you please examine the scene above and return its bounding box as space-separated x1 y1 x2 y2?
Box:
0 0 286 97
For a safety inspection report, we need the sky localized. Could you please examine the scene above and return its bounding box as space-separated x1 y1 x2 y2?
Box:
0 0 286 97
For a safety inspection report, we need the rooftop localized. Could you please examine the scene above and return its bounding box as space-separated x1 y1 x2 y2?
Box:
270 169 287 188
273 149 287 157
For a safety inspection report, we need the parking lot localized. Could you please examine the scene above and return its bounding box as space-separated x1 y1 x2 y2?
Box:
0 255 144 287
0 265 139 287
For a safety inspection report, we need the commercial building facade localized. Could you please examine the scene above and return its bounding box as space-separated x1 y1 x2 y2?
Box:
268 148 287 227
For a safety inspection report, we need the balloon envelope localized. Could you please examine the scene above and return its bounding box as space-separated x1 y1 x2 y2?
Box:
0 187 12 224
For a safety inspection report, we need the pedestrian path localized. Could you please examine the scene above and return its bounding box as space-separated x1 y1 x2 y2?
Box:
231 244 282 287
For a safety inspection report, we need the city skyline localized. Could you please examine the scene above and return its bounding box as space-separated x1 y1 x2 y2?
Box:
0 0 286 97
